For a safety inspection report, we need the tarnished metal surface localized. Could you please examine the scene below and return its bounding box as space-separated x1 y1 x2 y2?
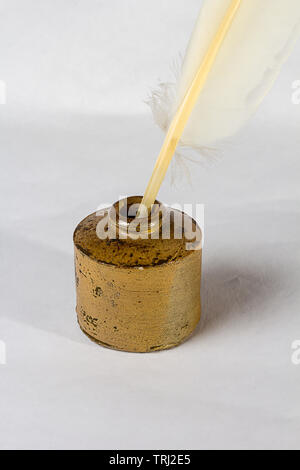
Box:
74 198 202 353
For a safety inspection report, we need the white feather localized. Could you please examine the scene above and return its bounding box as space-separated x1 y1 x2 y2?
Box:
150 0 300 150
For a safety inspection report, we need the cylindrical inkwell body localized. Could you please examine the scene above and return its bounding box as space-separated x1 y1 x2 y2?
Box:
73 196 202 352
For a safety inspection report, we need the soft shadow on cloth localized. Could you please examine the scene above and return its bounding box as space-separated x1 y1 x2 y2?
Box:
194 254 292 338
0 228 87 345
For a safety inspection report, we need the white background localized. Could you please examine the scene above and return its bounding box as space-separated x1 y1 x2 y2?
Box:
0 0 300 450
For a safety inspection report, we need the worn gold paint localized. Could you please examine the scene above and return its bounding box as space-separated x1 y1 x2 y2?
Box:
73 197 202 353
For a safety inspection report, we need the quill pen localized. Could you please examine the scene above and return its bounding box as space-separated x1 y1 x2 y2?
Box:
140 0 300 211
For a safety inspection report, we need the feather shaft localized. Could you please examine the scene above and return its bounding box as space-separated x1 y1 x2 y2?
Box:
141 0 242 210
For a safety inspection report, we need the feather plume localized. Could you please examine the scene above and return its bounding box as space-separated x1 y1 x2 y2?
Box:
141 0 300 209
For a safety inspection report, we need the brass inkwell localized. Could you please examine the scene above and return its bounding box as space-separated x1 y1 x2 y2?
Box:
74 196 202 352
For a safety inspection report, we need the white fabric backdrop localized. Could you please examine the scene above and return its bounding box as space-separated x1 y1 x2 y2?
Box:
0 0 300 450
